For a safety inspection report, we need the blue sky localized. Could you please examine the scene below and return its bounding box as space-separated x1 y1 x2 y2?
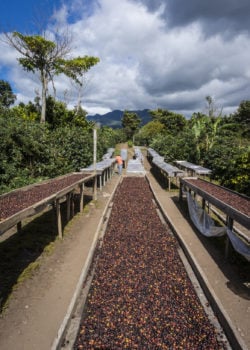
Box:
0 0 250 117
0 0 59 32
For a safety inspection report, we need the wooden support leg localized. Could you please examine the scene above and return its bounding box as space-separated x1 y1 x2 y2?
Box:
56 199 63 239
93 175 97 201
103 171 106 186
99 175 102 191
202 198 206 210
79 184 84 212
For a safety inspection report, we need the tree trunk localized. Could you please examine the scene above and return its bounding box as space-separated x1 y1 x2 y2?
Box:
40 72 47 123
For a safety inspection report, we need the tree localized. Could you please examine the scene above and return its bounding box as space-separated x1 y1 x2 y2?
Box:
0 80 16 108
4 32 99 123
233 100 250 126
205 95 223 119
150 129 197 163
150 109 186 135
137 120 165 146
121 111 141 141
67 105 90 129
11 103 39 121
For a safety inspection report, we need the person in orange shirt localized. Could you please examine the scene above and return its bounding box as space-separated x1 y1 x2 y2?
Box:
115 153 123 175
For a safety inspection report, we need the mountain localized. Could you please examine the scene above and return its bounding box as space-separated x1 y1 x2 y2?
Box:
87 109 152 128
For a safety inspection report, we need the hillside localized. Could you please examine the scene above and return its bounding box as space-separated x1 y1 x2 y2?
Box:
87 109 152 128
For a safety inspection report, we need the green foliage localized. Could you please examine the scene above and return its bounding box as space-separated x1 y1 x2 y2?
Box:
121 111 141 140
45 96 70 128
0 114 50 193
145 102 250 195
205 138 250 196
98 126 117 151
67 106 90 128
56 56 100 85
0 112 105 194
45 126 93 176
0 80 16 108
233 100 250 126
5 31 99 123
150 130 197 163
150 109 186 135
136 120 165 146
1 96 249 197
10 103 39 121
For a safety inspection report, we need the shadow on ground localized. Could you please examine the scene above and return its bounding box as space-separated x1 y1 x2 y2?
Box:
0 193 93 312
171 194 250 301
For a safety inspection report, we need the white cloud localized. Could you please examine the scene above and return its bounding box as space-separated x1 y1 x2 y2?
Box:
0 0 250 117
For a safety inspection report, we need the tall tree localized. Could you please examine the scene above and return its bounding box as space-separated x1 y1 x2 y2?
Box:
121 111 141 141
138 120 165 146
205 95 223 119
4 32 99 123
0 80 16 108
233 100 250 126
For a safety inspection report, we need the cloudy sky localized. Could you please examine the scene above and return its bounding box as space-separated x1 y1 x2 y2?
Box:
0 0 249 117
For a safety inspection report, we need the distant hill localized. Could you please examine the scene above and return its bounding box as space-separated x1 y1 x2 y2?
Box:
87 109 152 128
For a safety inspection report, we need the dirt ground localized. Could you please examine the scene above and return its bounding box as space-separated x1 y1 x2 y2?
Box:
0 147 249 350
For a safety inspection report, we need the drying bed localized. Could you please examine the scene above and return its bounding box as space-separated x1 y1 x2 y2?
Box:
184 178 249 217
0 173 92 222
74 177 228 349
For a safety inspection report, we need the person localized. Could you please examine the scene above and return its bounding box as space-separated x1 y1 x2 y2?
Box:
115 153 123 175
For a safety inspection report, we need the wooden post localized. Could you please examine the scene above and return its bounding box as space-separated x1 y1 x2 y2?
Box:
202 198 206 210
79 184 84 212
56 199 62 239
99 175 102 191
